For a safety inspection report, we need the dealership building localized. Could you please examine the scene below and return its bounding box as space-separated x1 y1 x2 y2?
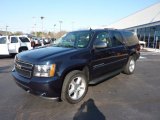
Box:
107 3 160 48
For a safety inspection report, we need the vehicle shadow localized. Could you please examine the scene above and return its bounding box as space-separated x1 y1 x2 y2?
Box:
0 65 12 73
73 99 106 120
0 55 14 59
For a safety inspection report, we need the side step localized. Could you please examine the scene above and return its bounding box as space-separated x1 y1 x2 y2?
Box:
89 69 122 85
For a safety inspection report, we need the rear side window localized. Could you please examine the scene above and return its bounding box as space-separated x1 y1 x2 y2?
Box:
19 37 30 42
11 37 18 43
121 31 139 46
0 37 7 44
110 31 123 47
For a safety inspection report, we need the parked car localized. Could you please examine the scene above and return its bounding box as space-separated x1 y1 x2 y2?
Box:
12 29 140 104
139 40 146 49
0 36 32 56
43 38 51 45
31 37 42 47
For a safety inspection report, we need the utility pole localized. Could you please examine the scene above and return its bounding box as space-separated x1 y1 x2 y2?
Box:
40 16 45 38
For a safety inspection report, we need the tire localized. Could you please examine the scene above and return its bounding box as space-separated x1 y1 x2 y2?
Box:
123 56 136 75
61 70 88 104
9 53 16 58
19 47 28 53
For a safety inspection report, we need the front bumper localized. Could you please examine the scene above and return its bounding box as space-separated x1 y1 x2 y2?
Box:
12 70 62 98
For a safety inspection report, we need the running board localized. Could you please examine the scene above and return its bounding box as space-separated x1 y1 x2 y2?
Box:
89 69 122 85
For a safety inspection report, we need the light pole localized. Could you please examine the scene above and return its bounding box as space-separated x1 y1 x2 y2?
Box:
34 23 37 36
40 16 44 37
32 17 37 36
6 25 9 36
59 21 63 32
53 24 56 38
72 21 74 31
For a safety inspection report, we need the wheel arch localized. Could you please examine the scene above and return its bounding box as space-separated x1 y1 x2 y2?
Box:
60 65 90 87
18 46 28 53
63 65 89 78
130 52 139 60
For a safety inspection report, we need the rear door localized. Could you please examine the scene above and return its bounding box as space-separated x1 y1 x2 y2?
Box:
109 30 128 70
0 36 9 55
19 37 31 50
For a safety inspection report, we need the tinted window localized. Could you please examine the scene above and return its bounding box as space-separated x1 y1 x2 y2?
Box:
11 37 18 43
94 32 112 47
121 31 139 46
0 37 7 44
110 31 123 47
19 37 30 42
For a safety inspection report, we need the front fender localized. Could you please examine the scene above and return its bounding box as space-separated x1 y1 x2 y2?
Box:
58 59 89 79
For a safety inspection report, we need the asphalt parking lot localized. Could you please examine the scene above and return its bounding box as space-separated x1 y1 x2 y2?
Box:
0 51 160 120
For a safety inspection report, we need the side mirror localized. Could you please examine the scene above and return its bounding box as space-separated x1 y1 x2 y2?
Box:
93 41 107 49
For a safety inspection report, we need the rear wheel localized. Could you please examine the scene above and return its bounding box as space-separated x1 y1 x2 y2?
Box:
61 70 88 104
19 47 28 53
123 56 136 75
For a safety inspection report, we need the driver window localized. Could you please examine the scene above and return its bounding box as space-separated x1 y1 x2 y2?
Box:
94 32 111 47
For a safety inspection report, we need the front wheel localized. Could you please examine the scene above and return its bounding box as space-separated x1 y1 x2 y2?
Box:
123 56 136 75
61 70 88 104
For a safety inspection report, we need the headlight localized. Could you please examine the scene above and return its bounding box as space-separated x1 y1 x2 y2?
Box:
33 64 56 77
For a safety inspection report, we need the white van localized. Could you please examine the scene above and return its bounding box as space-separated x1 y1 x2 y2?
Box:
0 36 32 56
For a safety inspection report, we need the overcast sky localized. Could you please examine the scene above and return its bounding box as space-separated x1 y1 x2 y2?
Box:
0 0 160 33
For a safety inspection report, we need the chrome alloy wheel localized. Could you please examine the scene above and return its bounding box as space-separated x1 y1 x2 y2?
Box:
68 76 86 100
129 59 135 73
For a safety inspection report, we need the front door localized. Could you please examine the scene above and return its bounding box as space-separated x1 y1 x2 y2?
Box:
91 31 115 79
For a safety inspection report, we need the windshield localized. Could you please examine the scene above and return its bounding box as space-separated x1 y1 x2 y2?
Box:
53 31 93 48
19 37 30 42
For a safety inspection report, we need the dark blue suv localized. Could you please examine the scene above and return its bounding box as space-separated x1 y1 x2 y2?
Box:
12 29 140 104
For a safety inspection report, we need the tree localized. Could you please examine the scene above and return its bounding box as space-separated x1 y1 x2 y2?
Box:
14 31 23 35
56 31 67 38
36 32 42 37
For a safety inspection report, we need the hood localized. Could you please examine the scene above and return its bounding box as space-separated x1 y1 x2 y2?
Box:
17 46 75 64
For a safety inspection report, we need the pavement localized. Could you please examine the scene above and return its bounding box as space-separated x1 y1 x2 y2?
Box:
142 47 160 52
0 50 160 120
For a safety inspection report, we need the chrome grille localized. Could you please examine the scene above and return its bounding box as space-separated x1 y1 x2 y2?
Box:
15 58 33 78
